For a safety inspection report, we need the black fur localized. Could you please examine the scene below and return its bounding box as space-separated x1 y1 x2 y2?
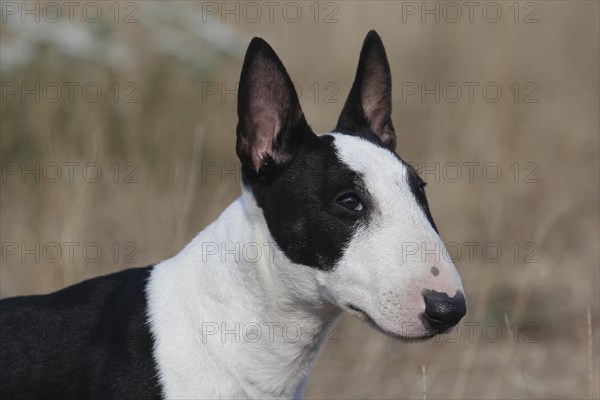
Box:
250 133 373 271
0 267 162 400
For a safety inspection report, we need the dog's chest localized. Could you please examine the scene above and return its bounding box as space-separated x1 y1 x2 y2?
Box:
144 201 324 398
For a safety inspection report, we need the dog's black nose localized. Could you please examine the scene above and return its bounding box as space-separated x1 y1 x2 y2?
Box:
422 290 466 331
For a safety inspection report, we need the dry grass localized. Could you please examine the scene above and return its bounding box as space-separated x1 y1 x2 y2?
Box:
1 2 598 399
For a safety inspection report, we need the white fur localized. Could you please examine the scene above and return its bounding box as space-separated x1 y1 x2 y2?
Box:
145 133 463 398
146 189 339 399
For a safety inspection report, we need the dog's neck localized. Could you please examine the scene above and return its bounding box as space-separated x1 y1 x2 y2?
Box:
147 188 340 398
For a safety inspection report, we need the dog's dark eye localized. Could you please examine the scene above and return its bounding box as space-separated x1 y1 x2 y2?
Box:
419 181 427 192
337 194 363 211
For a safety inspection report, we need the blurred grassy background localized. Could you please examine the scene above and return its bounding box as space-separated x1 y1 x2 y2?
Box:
1 1 598 399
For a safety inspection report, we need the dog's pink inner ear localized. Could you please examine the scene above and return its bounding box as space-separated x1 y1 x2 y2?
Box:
361 60 396 150
243 59 298 171
247 100 281 171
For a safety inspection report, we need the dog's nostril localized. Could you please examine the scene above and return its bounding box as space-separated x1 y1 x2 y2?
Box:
422 290 466 331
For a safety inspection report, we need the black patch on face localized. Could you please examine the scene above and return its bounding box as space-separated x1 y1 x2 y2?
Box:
246 134 372 271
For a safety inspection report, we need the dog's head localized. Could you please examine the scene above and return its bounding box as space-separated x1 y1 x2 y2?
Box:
236 31 465 340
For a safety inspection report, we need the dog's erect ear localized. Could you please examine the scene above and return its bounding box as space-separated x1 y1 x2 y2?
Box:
236 37 311 178
335 30 396 151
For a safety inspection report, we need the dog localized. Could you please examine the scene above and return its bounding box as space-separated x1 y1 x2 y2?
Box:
0 31 466 399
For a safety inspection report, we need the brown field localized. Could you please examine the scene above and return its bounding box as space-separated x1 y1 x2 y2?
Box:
1 1 598 399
